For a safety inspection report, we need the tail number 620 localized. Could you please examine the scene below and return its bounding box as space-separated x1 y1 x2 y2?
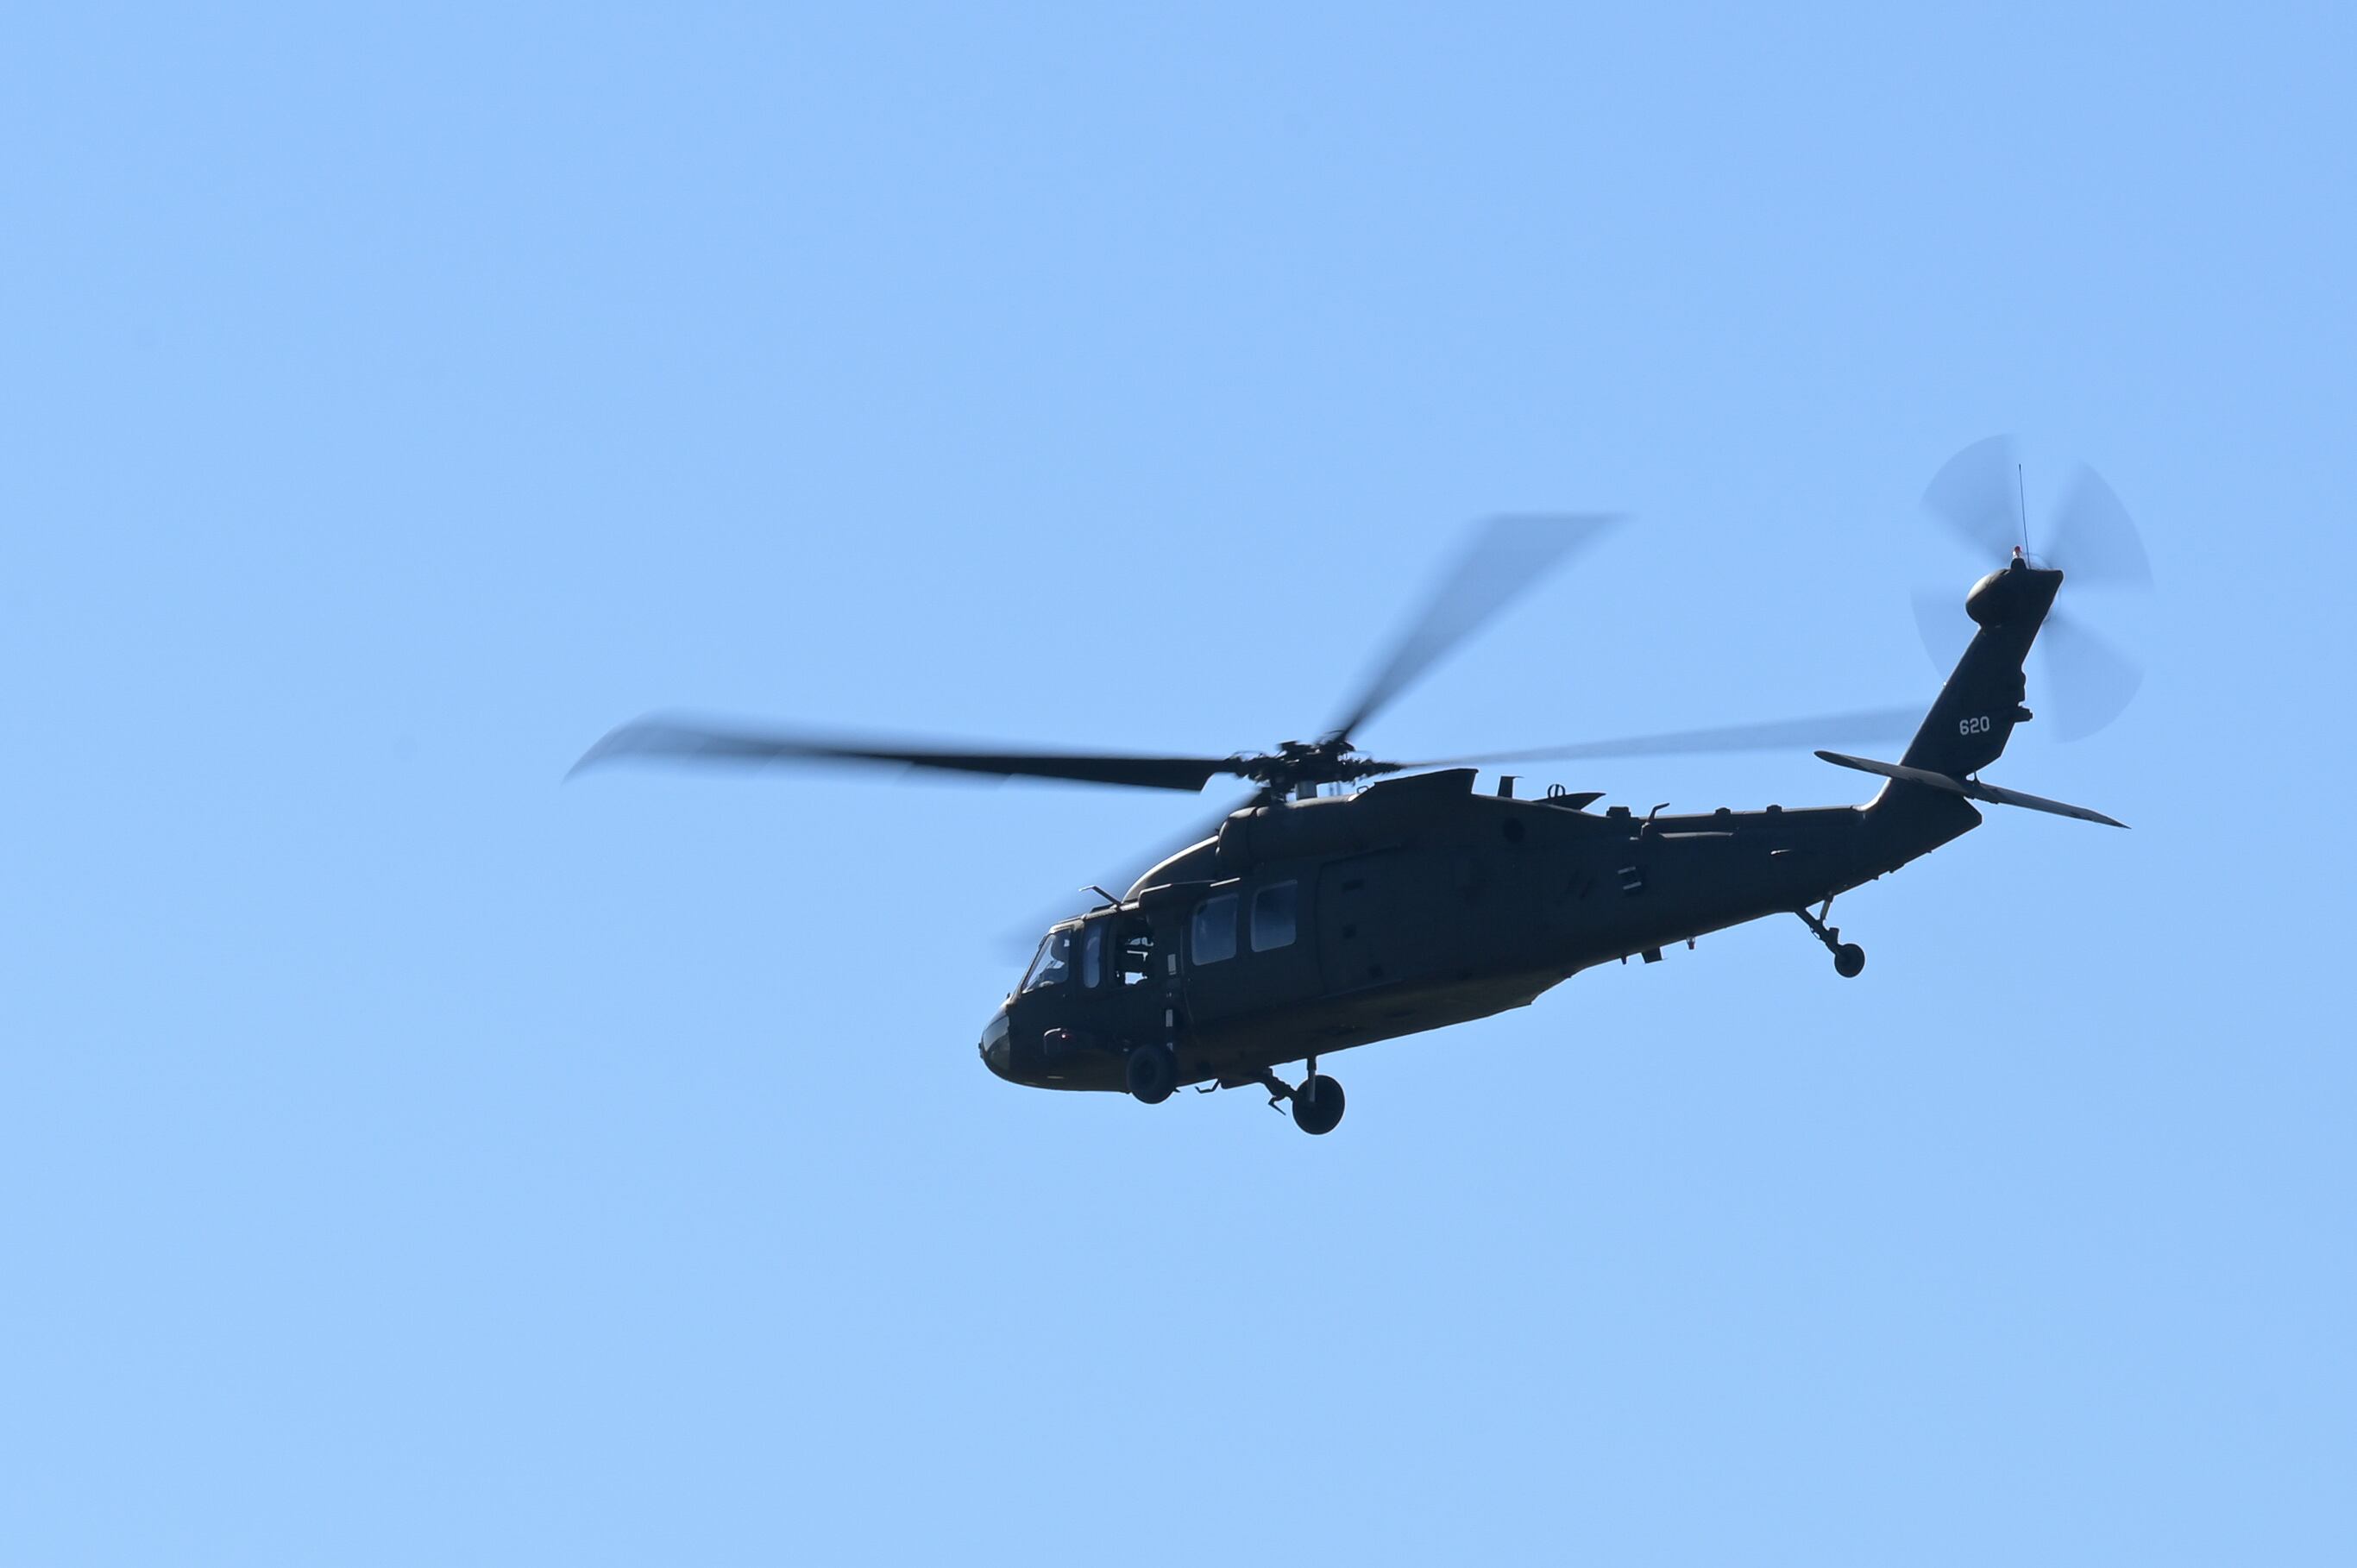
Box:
1958 714 1993 737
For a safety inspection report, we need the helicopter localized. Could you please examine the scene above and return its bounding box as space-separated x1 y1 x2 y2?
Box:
575 438 2150 1136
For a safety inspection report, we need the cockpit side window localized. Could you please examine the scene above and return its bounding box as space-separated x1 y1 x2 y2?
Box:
1079 922 1104 989
1021 927 1074 992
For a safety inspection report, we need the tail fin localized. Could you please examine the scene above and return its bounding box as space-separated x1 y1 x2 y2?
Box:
1846 556 2126 829
1900 556 2062 776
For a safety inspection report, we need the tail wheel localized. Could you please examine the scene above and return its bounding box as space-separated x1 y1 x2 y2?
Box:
1833 943 1866 979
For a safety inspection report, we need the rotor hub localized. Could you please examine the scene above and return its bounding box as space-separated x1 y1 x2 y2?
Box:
1238 739 1398 792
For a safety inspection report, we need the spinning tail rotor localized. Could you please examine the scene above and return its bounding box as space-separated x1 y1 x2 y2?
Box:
1912 435 2154 741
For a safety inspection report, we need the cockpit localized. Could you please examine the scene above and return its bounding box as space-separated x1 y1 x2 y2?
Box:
1019 924 1078 992
1017 913 1156 995
982 906 1172 1088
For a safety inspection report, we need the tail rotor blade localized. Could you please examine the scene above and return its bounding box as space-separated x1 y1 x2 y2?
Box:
2045 463 2154 592
1912 585 1971 670
2037 609 2144 742
1921 434 2024 560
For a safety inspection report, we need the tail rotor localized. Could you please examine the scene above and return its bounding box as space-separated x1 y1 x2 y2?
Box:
1914 436 2155 741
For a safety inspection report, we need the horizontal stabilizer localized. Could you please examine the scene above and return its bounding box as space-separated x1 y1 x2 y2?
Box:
1816 750 2128 829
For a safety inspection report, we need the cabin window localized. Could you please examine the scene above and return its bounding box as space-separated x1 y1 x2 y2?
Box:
1078 922 1104 988
1250 881 1298 951
1021 927 1073 991
1191 894 1239 965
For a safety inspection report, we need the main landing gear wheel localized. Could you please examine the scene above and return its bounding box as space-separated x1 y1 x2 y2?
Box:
1126 1044 1177 1105
1833 943 1866 979
1292 1074 1345 1136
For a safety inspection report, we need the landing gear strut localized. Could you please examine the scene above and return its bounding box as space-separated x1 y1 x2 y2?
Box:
1796 899 1866 979
1253 1058 1347 1135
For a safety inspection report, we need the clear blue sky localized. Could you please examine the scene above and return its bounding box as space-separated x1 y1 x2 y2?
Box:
4 3 2351 1564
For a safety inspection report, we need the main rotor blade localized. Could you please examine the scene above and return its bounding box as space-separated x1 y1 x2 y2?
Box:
1921 434 2025 561
1326 513 1620 744
2037 610 2144 742
1409 705 1923 766
571 716 1241 793
2045 463 2154 591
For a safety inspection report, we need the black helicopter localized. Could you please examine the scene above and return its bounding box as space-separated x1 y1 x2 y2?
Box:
576 438 2149 1135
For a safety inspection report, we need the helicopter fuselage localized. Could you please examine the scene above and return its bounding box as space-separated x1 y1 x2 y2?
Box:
576 468 2124 1136
980 767 1981 1094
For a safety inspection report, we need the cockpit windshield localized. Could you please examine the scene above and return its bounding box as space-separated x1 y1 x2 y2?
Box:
1021 925 1076 992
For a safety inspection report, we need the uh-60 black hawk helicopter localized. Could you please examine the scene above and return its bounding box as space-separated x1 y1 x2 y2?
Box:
577 437 2150 1136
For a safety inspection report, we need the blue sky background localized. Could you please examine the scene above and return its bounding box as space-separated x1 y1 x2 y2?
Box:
4 3 2352 1563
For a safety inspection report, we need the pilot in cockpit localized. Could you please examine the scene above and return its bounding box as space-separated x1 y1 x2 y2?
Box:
1021 926 1073 992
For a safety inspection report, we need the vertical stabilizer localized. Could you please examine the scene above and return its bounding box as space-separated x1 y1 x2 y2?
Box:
1901 555 2062 777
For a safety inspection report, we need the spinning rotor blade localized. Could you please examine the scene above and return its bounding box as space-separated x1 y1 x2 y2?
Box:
571 716 1241 793
1411 705 1923 767
1912 586 1971 668
2037 610 2144 742
1326 513 1620 743
1921 436 2155 587
2046 464 2154 591
1914 438 2154 742
1914 586 2145 743
1921 434 2026 559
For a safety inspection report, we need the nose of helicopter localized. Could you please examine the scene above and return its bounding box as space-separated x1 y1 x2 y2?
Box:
977 1006 1013 1081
